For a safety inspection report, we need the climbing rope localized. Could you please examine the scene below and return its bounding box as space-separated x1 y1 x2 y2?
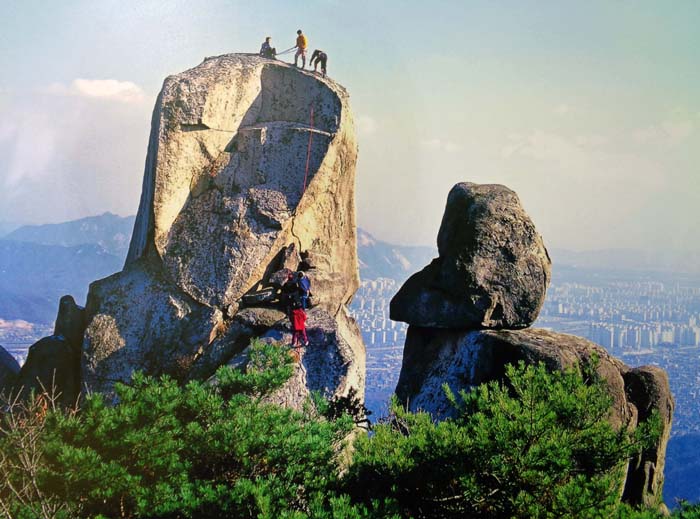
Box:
276 46 296 56
302 105 314 195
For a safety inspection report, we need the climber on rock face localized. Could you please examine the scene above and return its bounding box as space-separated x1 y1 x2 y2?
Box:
310 49 327 77
294 29 307 68
259 36 276 59
296 271 312 309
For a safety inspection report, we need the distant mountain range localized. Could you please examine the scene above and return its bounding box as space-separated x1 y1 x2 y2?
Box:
0 213 133 324
3 212 135 256
0 241 123 323
357 229 435 282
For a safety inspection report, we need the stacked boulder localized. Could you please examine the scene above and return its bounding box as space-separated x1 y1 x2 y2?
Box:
12 54 366 411
390 182 673 509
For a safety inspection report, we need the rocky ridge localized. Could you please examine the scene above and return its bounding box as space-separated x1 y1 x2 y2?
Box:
391 182 673 510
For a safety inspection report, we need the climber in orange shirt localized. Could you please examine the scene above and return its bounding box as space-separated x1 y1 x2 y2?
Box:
294 29 308 69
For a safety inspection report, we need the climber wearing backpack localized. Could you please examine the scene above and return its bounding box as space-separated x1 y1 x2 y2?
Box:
296 271 312 309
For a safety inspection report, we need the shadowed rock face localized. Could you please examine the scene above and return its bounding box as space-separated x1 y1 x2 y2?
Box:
390 183 551 329
78 54 364 399
14 336 81 406
622 366 674 508
0 345 20 393
8 296 85 405
395 327 673 509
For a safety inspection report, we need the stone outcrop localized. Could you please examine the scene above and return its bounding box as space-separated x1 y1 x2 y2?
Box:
391 183 551 329
54 295 86 349
76 54 364 403
9 296 86 405
125 54 358 312
395 327 673 509
0 345 20 393
623 366 674 508
14 336 81 406
391 181 673 509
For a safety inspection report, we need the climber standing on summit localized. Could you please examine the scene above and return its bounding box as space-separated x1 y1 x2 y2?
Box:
294 29 308 69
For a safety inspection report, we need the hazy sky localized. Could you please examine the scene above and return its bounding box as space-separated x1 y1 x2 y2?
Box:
1 1 698 250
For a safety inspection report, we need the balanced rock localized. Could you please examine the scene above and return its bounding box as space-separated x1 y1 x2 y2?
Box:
81 54 364 400
0 345 20 393
395 326 673 508
390 182 551 329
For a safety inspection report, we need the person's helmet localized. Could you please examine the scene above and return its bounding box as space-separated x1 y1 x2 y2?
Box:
297 29 302 34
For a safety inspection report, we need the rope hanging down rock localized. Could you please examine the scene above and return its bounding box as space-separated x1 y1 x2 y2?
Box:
302 105 314 195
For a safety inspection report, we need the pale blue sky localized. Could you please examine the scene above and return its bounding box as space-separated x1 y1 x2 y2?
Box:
1 1 698 250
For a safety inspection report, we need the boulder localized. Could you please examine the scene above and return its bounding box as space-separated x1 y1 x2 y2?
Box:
54 295 86 348
0 345 20 393
390 182 551 329
82 258 222 393
81 54 364 401
623 366 674 509
14 336 81 406
394 326 673 508
268 268 294 288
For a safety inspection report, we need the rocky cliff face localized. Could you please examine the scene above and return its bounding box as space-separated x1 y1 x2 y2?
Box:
13 54 364 409
391 181 673 510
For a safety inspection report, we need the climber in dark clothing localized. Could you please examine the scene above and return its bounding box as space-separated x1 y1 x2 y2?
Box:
280 272 299 315
296 272 312 309
310 49 327 77
259 36 276 59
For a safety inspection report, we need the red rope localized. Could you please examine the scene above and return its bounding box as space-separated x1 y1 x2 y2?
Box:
302 105 314 194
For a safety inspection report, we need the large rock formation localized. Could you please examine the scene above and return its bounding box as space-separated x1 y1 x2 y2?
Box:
391 181 673 510
76 54 364 405
11 295 85 405
394 328 673 508
0 345 20 394
391 183 551 329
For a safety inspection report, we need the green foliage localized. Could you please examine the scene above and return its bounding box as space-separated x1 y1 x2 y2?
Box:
0 339 361 518
214 339 295 399
343 362 661 519
316 387 372 428
0 346 675 519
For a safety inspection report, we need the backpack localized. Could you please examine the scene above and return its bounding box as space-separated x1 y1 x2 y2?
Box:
299 276 311 294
